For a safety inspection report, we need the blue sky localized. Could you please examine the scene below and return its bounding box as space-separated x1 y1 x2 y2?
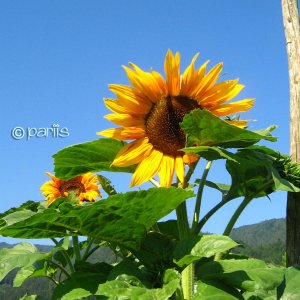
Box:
0 1 290 244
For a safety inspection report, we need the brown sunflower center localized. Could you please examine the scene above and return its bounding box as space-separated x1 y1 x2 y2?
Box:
145 95 201 156
59 178 85 197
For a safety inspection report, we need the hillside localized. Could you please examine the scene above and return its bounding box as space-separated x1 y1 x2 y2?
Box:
230 218 285 247
230 218 286 265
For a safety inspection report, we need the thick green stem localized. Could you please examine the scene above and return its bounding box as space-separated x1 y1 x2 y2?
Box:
215 197 251 261
72 236 81 261
176 202 193 300
223 197 251 236
176 202 190 240
191 161 212 234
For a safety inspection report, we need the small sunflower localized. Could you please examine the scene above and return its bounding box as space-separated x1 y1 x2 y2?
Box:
98 50 254 187
40 172 101 205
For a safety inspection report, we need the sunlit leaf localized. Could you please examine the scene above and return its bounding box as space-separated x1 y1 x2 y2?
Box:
0 188 193 250
0 243 47 282
53 138 135 180
181 109 276 148
173 235 238 267
278 267 300 300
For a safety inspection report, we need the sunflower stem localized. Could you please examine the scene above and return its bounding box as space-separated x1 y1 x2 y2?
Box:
215 196 251 261
223 196 251 237
176 202 193 299
196 197 229 233
191 160 212 234
72 236 81 261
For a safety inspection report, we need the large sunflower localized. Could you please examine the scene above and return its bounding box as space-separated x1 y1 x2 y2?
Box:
98 50 254 187
40 172 101 205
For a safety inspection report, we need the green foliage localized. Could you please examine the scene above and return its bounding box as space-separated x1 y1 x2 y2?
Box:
0 188 193 249
181 109 276 148
53 138 135 180
173 235 238 267
195 258 284 299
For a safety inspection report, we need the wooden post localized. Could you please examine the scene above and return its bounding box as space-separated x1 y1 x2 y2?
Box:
282 0 300 266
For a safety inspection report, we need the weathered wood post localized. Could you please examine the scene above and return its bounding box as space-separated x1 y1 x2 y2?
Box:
282 0 300 266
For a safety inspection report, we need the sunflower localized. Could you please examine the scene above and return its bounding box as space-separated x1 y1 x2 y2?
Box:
98 50 254 187
40 172 101 205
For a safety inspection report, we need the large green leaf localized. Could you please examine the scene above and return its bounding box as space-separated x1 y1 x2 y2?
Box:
225 148 300 201
183 146 237 161
181 109 276 148
0 188 193 249
52 269 179 300
196 258 284 294
52 271 109 300
278 267 300 300
53 138 135 180
195 279 244 299
0 243 47 282
173 235 238 267
133 232 176 272
95 269 180 300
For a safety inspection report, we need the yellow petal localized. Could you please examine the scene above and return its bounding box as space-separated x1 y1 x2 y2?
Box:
104 114 144 127
211 99 255 116
164 49 180 95
97 127 146 140
104 98 149 116
113 137 153 167
225 119 249 128
130 149 163 187
158 155 175 187
194 63 223 98
175 156 185 184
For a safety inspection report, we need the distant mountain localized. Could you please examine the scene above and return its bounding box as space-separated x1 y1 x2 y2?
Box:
230 218 285 247
230 218 286 265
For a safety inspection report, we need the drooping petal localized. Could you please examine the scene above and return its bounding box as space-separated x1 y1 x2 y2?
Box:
104 98 150 116
175 156 185 184
113 137 153 167
130 149 163 187
158 155 175 187
98 127 146 140
225 119 249 128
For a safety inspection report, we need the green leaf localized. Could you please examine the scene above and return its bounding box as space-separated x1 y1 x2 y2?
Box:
53 138 135 180
0 243 47 282
181 109 276 148
173 235 238 267
196 258 284 293
0 188 193 250
97 174 117 195
52 271 109 300
107 260 151 287
204 180 231 197
225 148 300 201
195 279 244 299
278 267 300 300
157 220 179 240
133 232 176 272
183 146 237 161
95 269 180 300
